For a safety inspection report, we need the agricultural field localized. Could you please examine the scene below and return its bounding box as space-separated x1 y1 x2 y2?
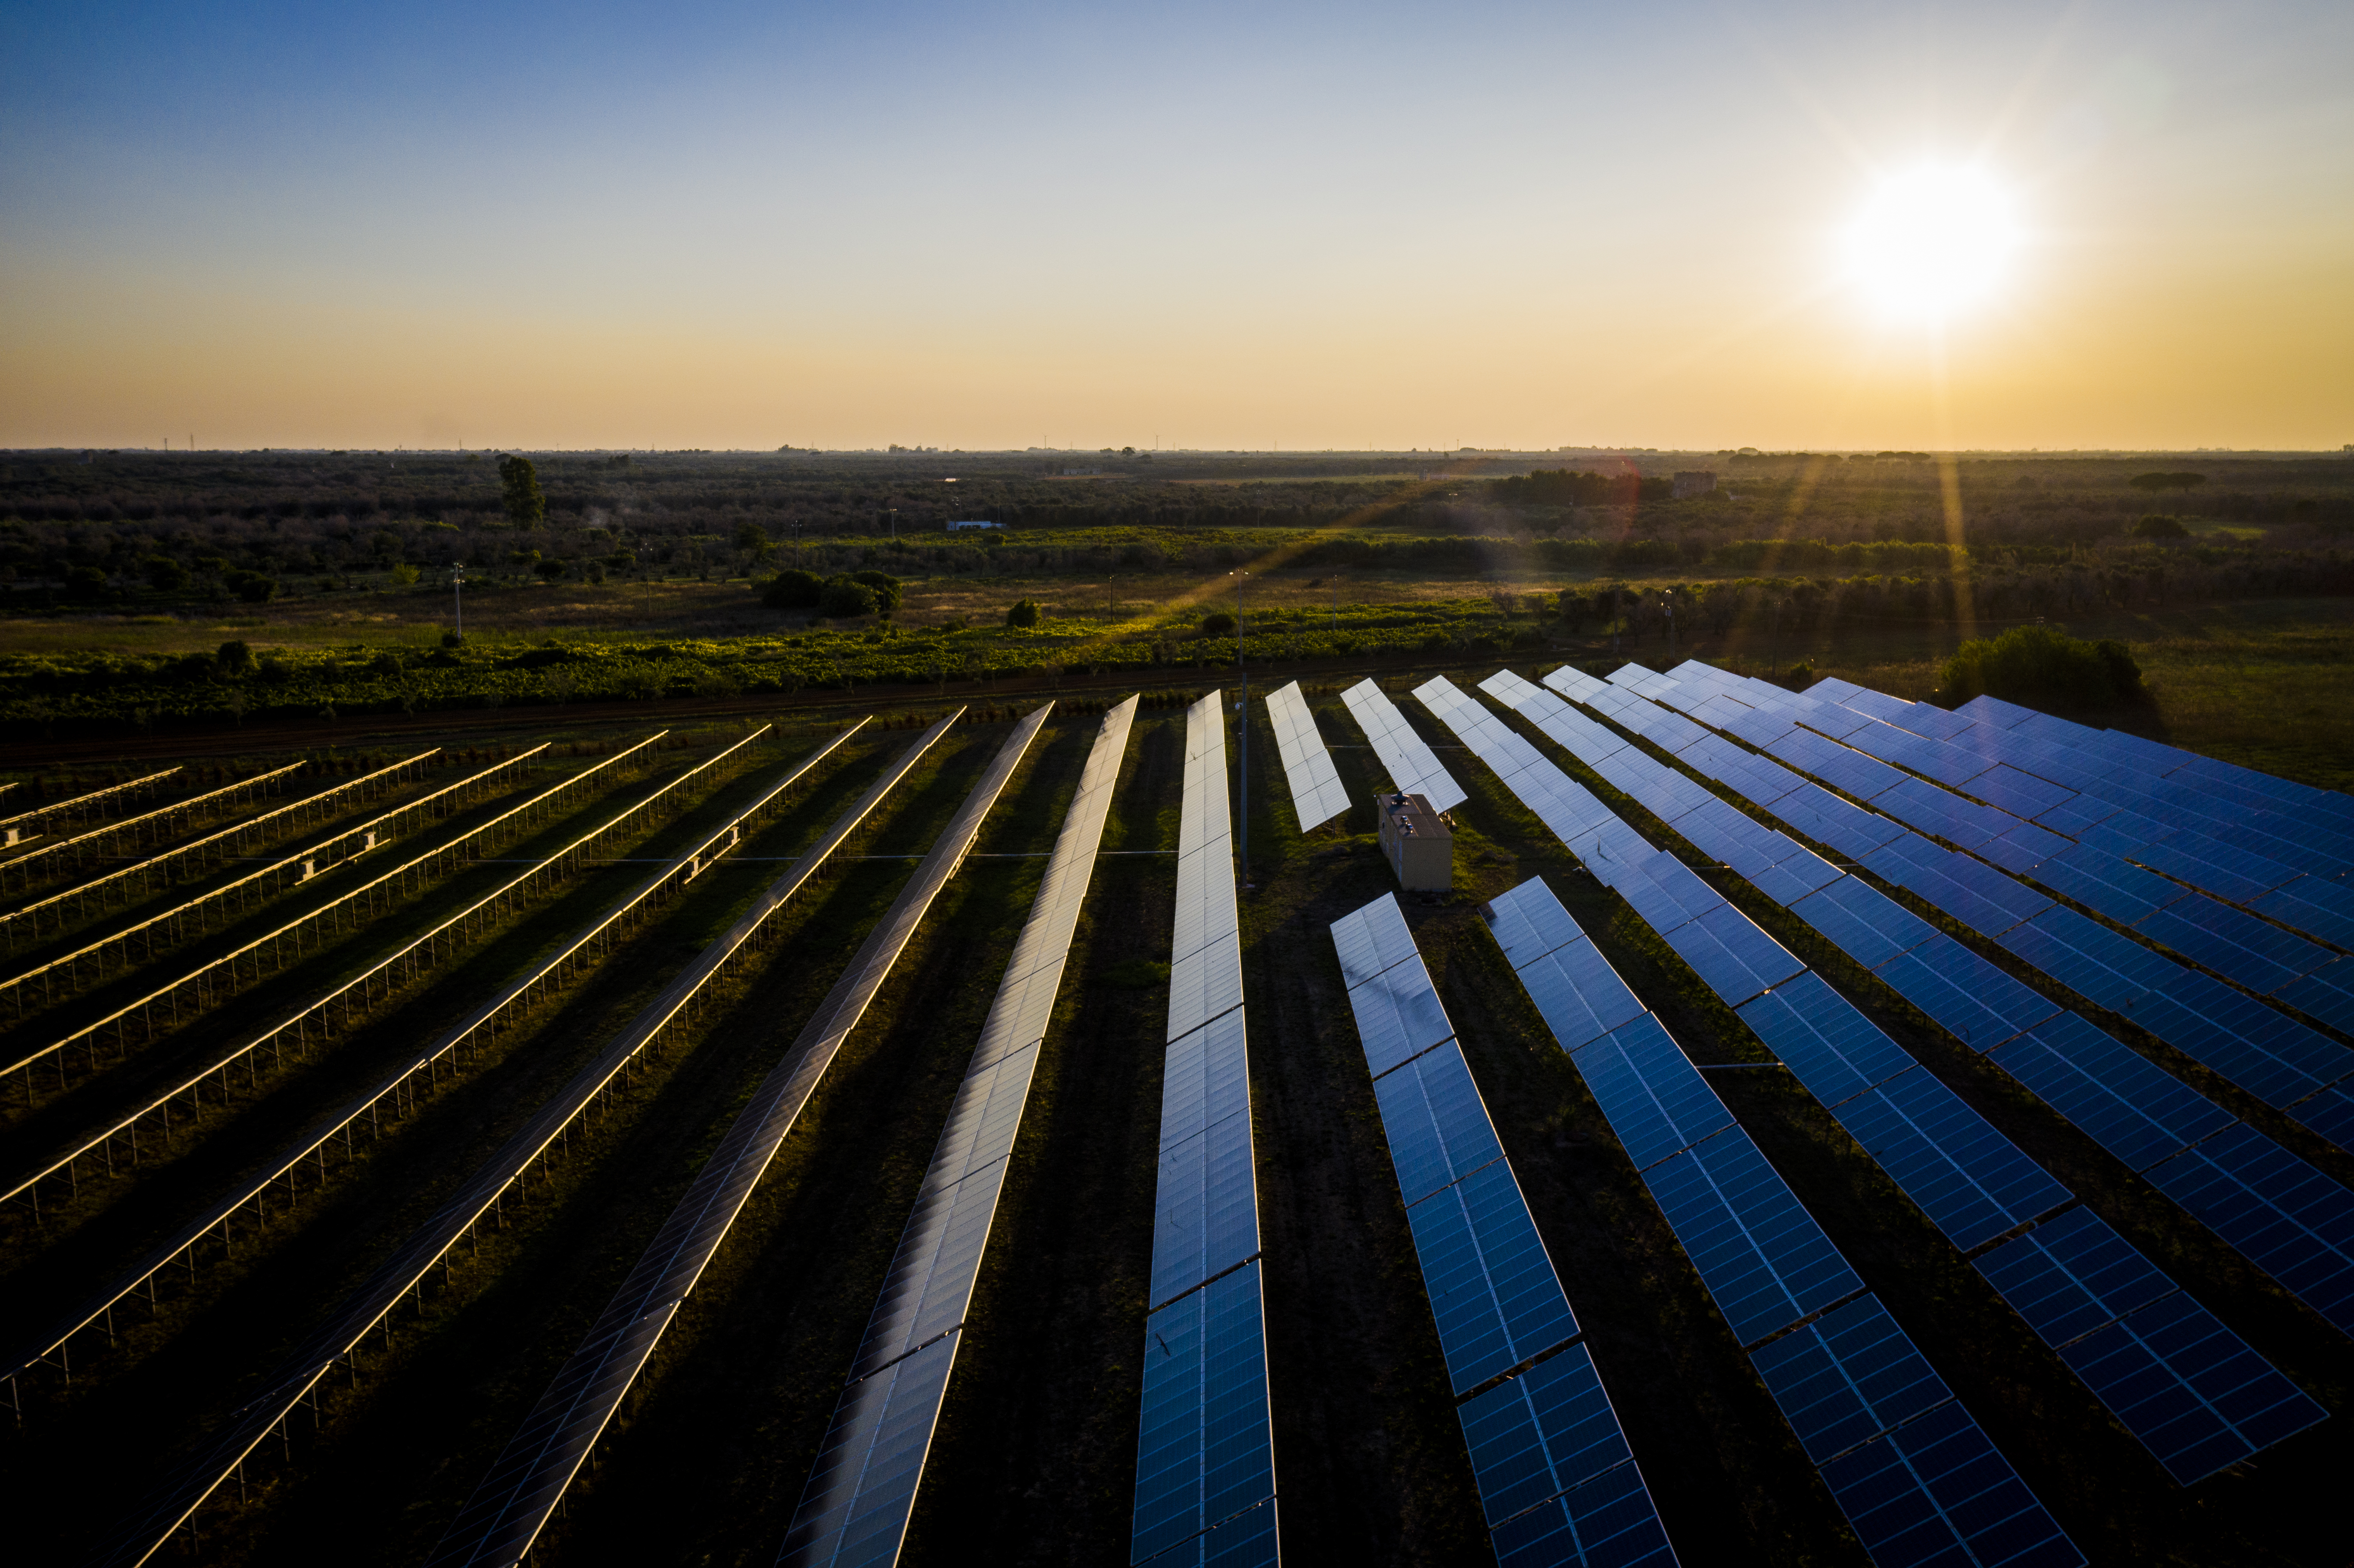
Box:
0 633 2349 1567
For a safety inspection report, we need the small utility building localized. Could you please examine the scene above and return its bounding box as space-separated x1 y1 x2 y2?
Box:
1377 792 1454 892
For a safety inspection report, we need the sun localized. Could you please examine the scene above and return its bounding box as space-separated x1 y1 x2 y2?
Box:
1844 166 2021 321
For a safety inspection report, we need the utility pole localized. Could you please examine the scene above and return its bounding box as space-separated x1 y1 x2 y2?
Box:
451 562 466 638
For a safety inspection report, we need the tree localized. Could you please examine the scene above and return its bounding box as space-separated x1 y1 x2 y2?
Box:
498 454 546 526
1005 598 1041 628
734 521 771 554
217 640 255 677
818 576 878 618
849 569 903 613
65 566 109 602
144 555 188 593
2132 513 2190 539
1200 609 1236 635
390 563 421 586
1939 624 2144 709
763 569 823 608
2129 471 2206 494
227 570 278 603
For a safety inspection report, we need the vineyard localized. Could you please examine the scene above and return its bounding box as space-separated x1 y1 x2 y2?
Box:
0 661 2346 1567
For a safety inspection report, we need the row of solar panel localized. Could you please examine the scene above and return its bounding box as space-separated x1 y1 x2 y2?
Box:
1669 665 2354 1044
1449 684 2326 1486
1680 661 2354 971
1330 894 1676 1567
1548 669 2354 1342
1133 692 1278 1568
1632 666 2354 1150
1479 877 2083 1568
1343 678 1469 813
1264 680 1351 832
781 700 1143 1568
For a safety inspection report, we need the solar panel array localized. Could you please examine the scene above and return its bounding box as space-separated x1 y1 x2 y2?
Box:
1451 675 2324 1485
1264 679 1350 832
779 697 1140 1568
1644 663 2354 1125
1131 691 1280 1568
1330 893 1675 1567
423 709 1046 1568
1342 677 1468 812
1482 877 2082 1566
1545 663 2354 1340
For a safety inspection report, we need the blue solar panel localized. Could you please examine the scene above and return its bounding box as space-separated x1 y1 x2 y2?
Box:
1815 1399 2083 1568
2129 967 2350 1106
1750 1294 1953 1465
1772 728 1909 802
1618 851 1726 934
1374 1042 1508 1207
1576 1014 1737 1170
1829 1070 2071 1252
1976 1210 2325 1485
1149 1104 1261 1307
1407 1160 1582 1394
2143 896 2332 994
1878 778 2014 850
1458 1346 1639 1533
1737 972 1917 1108
1968 765 2078 820
1346 954 1457 1078
1331 895 1425 988
1752 837 1845 903
1861 838 2048 939
1983 1013 2234 1174
2135 904 2304 997
1994 907 2172 1015
1487 877 1586 967
1131 1265 1277 1566
781 1331 961 1568
1160 1011 1254 1154
1789 876 1940 970
1515 940 1652 1057
2254 880 2354 952
1872 935 2061 1051
1487 1456 1678 1568
1660 904 1807 1008
1976 822 2072 876
2285 1083 2354 1151
1774 779 1911 860
1641 1130 1863 1347
2144 1123 2354 1336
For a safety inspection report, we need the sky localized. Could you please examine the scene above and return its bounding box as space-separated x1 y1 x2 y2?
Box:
3 0 2349 453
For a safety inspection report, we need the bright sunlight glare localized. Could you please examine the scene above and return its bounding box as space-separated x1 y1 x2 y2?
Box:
1845 166 2021 322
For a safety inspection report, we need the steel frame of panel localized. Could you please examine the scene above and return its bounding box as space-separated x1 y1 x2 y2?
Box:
1332 893 1675 1565
778 698 1140 1568
1130 691 1280 1568
1264 679 1351 833
1342 677 1468 812
417 709 1040 1568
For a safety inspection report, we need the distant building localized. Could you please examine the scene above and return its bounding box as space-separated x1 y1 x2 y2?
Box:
946 520 1004 532
1672 470 1717 498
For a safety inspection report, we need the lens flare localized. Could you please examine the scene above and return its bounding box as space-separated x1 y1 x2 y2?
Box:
1846 166 2021 320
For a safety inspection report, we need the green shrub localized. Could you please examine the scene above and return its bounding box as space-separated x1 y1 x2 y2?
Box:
1005 598 1041 628
1200 610 1237 635
849 570 903 613
763 569 823 608
1937 624 2143 709
218 640 255 677
144 556 188 592
226 570 277 604
818 576 878 618
2132 514 2190 540
65 566 108 602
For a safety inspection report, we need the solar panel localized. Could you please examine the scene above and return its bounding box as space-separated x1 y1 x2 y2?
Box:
1747 838 1846 907
1513 938 1653 1057
1373 1042 1508 1207
1641 1130 1863 1348
1150 1094 1261 1309
1347 952 1457 1079
1871 934 2060 1051
1264 681 1351 832
1574 1014 1738 1170
2135 896 2332 999
779 1331 961 1568
1330 894 1427 988
1994 906 2176 1015
1750 1294 1955 1467
1407 1160 1584 1395
2125 967 2348 1110
1461 1350 1675 1567
1659 904 1806 1008
1984 1013 2234 1174
1787 876 1940 970
1975 1209 2325 1484
1616 850 1726 934
2254 880 2354 952
1342 678 1469 812
2144 1123 2354 1336
1976 821 2073 876
1131 1264 1279 1566
1860 836 2049 939
1161 1010 1254 1155
1829 1070 2071 1252
1815 1394 2082 1568
1769 728 1909 803
1736 973 1917 1108
2275 963 2354 1041
1485 876 1588 968
1772 780 1910 860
